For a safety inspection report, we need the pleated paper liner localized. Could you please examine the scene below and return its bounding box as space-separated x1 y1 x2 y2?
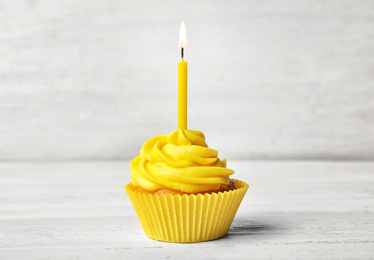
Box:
125 179 248 243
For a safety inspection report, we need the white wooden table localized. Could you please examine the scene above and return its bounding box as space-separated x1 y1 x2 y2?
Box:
1 161 373 259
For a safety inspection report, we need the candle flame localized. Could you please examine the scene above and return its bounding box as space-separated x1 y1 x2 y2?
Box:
178 21 187 49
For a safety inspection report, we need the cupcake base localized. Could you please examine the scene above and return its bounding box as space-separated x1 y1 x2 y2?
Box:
125 179 248 243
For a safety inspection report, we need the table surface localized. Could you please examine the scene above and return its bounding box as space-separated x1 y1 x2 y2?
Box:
1 160 374 259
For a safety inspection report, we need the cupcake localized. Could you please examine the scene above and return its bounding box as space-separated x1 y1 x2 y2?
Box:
125 128 248 242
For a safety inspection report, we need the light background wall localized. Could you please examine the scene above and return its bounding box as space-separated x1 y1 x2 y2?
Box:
1 0 374 161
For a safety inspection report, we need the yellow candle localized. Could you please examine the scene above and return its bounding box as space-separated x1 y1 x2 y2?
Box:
178 21 187 129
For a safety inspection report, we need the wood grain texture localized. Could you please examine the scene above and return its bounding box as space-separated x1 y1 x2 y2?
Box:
1 160 373 259
1 0 374 161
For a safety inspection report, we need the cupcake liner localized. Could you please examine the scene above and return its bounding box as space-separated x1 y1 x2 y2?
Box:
125 179 248 243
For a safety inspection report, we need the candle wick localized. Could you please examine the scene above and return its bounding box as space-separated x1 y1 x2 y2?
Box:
181 47 184 60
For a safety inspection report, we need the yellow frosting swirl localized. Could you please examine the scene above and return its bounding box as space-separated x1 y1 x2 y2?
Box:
130 129 235 193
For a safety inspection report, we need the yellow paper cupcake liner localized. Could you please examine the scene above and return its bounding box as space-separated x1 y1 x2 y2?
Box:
125 179 248 243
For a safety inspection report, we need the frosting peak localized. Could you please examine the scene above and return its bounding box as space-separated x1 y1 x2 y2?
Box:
130 129 234 193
